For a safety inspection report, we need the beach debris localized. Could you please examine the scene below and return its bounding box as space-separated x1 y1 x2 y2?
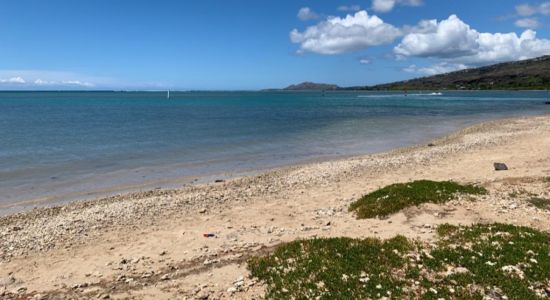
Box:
214 179 225 183
203 233 216 238
199 208 207 213
494 162 508 171
428 143 436 147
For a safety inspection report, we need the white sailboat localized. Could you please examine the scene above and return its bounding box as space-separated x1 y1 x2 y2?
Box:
167 90 170 99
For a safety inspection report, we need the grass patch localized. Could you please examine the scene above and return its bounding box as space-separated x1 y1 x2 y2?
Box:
527 197 550 210
349 180 487 219
248 224 550 299
248 236 412 299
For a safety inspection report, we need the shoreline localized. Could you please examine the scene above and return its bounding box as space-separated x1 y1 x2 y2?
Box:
0 113 549 299
0 113 547 223
1 111 546 217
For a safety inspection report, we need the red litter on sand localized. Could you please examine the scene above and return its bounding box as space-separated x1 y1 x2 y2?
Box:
203 233 216 238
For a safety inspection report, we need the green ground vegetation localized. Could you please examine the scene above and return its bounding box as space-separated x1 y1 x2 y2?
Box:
527 197 550 211
248 223 550 299
349 180 487 219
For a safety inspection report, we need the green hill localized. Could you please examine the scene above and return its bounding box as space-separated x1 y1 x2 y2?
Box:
283 81 340 91
352 56 550 90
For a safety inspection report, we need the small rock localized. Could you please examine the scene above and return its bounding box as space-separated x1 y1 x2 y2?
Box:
195 291 210 299
494 162 508 171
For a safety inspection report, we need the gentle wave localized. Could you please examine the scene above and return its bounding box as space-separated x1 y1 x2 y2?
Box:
358 92 443 98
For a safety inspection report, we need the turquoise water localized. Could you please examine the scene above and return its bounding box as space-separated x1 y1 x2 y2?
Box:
0 91 549 213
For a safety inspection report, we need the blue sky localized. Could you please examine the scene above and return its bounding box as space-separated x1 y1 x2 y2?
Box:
0 0 549 90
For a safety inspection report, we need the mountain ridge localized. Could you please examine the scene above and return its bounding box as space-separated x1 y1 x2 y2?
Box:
279 56 550 91
349 55 550 90
282 81 340 91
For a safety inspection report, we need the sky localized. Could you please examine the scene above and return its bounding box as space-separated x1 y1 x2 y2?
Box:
1 0 550 90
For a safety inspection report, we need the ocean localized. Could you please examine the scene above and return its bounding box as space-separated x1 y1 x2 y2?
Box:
1 91 548 214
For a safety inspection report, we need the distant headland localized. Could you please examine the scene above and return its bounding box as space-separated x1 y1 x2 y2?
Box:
277 55 550 91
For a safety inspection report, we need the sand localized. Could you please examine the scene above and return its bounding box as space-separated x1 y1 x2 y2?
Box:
0 114 549 299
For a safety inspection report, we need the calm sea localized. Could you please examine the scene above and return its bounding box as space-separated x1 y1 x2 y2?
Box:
1 91 549 214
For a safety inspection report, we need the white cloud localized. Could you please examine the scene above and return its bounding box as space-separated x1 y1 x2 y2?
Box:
0 70 102 89
515 2 550 16
34 78 94 87
297 7 319 21
515 17 540 28
394 15 550 65
62 80 94 87
337 5 361 12
359 58 371 64
395 15 478 58
403 62 468 75
290 10 402 54
372 0 423 13
0 76 26 84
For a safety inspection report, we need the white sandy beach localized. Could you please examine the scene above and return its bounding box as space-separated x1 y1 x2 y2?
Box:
0 114 549 299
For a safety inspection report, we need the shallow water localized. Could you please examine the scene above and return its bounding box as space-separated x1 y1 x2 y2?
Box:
1 90 549 213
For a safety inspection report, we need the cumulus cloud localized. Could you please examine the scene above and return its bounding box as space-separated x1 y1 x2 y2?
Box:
403 62 468 75
372 0 423 13
297 7 319 21
290 10 402 54
394 15 550 65
0 76 26 84
515 2 550 16
394 15 478 58
515 17 540 28
337 5 361 12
